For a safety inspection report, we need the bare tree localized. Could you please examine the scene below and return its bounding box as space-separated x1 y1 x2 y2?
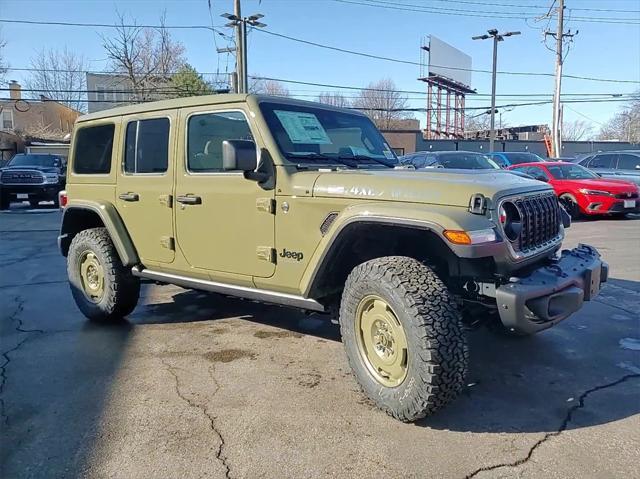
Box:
317 91 350 108
464 112 492 133
0 27 7 81
250 78 289 96
598 93 640 143
102 12 186 102
352 78 411 129
25 47 87 112
562 119 594 141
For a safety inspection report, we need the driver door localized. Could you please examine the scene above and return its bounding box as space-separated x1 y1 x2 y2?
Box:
174 107 275 278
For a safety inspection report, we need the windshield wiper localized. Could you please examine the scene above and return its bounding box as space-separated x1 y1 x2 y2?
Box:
286 153 359 168
336 154 395 168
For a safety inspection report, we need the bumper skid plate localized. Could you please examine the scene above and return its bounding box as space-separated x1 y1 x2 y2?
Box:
496 244 608 334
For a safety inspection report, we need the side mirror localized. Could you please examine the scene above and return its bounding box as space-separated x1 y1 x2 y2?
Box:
535 176 549 182
222 140 258 172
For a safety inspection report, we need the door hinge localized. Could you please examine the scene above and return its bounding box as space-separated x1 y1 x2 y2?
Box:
159 194 173 208
160 236 175 250
256 197 276 214
256 246 276 263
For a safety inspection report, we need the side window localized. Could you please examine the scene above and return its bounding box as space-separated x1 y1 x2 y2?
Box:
73 124 115 174
617 154 640 170
124 118 170 174
187 111 253 172
589 154 615 168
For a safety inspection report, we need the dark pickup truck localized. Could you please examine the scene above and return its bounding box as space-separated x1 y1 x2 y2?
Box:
0 153 66 209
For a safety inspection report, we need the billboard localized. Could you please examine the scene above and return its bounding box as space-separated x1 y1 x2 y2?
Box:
428 36 472 89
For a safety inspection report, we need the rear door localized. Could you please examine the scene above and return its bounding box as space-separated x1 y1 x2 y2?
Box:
115 112 176 264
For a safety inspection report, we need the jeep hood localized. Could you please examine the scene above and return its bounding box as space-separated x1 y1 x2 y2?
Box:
312 168 551 208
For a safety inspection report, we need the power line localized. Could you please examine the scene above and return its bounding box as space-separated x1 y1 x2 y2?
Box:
2 18 638 84
334 0 640 24
252 28 639 84
387 0 640 14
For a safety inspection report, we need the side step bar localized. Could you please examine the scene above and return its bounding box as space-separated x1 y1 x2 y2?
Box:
132 267 325 313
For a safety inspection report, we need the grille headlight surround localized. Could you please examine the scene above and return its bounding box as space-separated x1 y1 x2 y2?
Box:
500 201 522 242
44 174 59 184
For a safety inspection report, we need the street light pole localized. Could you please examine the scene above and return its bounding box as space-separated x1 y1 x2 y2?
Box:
472 29 520 153
222 5 267 94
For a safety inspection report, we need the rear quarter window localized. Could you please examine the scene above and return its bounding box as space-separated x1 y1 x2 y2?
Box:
73 123 115 174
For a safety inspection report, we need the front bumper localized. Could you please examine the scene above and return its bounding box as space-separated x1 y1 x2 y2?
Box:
494 244 608 334
1 184 62 198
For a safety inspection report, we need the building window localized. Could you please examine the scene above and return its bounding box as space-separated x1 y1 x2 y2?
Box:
1 109 14 130
96 85 106 102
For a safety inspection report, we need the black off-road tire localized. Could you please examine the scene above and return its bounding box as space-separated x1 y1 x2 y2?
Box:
339 256 468 422
68 227 140 321
0 193 10 210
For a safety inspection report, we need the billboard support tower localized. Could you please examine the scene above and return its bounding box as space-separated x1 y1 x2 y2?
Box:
420 36 475 140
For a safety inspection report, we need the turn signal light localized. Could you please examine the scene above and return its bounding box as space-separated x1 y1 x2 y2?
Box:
443 230 472 245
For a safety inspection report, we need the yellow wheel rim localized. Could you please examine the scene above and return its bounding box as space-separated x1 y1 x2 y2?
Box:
79 250 105 303
355 295 408 387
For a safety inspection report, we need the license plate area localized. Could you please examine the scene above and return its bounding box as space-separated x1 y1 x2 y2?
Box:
624 199 635 208
16 193 29 199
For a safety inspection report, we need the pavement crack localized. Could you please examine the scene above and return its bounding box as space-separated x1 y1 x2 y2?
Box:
463 374 640 479
162 360 231 479
0 297 44 426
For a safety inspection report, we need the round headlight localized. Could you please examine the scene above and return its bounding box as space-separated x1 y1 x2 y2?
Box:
501 201 521 242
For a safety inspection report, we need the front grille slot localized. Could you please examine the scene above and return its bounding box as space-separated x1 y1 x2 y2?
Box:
615 192 639 199
0 170 45 185
512 192 560 253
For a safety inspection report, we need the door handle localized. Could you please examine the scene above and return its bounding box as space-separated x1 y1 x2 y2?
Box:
118 192 139 202
176 195 202 205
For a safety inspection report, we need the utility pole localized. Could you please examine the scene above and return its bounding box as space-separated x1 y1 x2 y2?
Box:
472 29 520 153
546 0 577 157
234 0 243 93
222 2 266 94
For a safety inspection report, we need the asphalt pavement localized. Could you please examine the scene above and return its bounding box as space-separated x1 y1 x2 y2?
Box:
1 205 639 478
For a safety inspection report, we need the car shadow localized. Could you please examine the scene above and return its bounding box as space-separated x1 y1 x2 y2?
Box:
130 287 342 342
130 282 639 434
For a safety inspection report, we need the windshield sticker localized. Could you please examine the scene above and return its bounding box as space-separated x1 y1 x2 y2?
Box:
383 150 395 160
274 110 332 144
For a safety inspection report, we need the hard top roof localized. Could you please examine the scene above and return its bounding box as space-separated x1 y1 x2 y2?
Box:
77 93 363 123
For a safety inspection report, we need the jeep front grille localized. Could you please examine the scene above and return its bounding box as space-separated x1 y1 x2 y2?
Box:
503 192 561 254
1 170 45 185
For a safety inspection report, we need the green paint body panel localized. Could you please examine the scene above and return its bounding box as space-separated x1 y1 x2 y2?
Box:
62 94 559 301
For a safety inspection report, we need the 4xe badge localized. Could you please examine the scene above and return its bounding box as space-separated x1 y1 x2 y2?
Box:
279 248 304 262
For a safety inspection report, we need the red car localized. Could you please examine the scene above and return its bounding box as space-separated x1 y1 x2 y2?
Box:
508 162 640 218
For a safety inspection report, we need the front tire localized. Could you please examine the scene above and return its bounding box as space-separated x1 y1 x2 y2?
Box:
339 256 468 422
68 227 140 321
0 193 10 210
559 193 581 220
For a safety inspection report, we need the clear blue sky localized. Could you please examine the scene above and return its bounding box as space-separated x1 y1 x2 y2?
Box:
1 0 639 131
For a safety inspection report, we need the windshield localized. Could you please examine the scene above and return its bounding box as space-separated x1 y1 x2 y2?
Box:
8 154 60 168
546 163 600 180
259 101 397 166
433 152 500 170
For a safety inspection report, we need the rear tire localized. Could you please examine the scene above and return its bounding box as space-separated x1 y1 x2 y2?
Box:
68 227 140 321
339 256 468 422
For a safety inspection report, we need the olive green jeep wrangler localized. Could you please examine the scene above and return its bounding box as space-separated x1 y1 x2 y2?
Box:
59 94 608 422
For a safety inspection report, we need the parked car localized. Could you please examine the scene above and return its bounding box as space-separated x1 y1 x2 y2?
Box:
508 161 639 218
399 151 532 178
0 153 67 209
399 150 500 169
576 150 640 186
487 151 546 168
